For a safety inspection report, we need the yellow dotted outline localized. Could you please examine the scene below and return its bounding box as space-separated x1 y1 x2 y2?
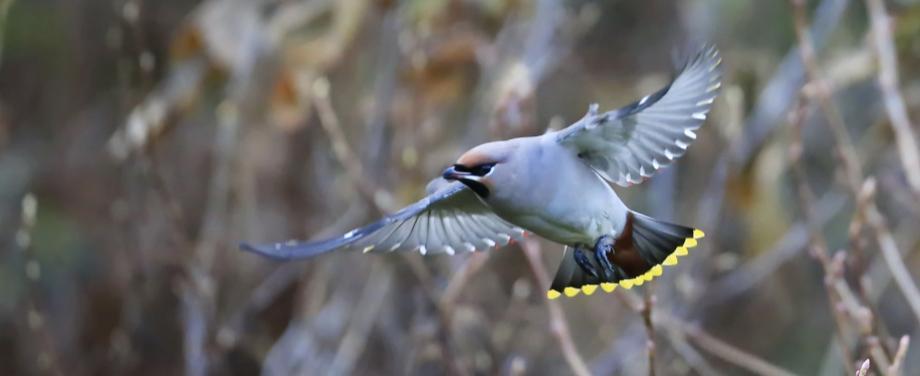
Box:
546 229 705 299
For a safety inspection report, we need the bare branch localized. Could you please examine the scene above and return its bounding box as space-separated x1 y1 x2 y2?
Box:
790 2 920 373
312 77 397 213
887 335 910 376
786 92 857 375
641 291 657 376
657 317 796 376
519 240 591 376
865 201 920 323
856 359 870 376
865 0 920 199
328 261 394 376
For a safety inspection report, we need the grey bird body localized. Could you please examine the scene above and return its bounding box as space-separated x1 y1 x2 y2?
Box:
481 135 628 246
241 46 721 299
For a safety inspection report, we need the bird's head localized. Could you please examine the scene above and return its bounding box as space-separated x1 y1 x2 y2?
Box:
442 141 515 199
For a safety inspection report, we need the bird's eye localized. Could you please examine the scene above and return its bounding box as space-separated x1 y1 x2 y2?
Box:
471 163 495 176
452 163 495 176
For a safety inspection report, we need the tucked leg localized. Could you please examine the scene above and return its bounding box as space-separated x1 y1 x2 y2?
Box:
572 245 598 278
593 235 616 280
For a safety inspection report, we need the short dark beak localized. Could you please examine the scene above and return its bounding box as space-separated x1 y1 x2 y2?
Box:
442 165 467 181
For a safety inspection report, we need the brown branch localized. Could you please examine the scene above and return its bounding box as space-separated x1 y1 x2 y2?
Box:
661 326 722 376
887 335 910 376
786 93 857 375
790 2 920 372
705 192 847 304
865 199 920 322
310 76 471 375
791 2 920 325
865 0 920 200
790 0 862 192
328 261 394 375
16 193 63 375
655 315 796 376
519 240 591 376
440 252 491 308
312 77 397 213
616 285 792 376
641 291 657 376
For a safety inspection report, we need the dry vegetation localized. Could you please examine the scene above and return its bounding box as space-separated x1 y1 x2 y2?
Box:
2 0 920 375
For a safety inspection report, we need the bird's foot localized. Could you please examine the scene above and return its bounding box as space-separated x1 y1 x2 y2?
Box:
572 246 599 278
593 235 616 280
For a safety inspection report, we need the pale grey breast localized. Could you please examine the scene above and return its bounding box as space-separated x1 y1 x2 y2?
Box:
487 135 628 246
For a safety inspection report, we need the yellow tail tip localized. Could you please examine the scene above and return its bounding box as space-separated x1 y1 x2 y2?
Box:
581 284 598 295
547 289 561 299
601 283 617 292
693 229 705 239
674 246 689 256
564 287 581 297
663 254 679 266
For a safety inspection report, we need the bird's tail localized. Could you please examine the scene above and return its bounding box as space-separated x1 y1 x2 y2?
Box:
547 211 704 299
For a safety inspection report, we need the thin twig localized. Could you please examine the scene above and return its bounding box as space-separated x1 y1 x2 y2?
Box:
700 0 850 231
328 260 394 376
790 1 920 371
795 8 920 323
16 193 63 375
857 359 871 376
787 93 857 375
887 335 910 376
440 252 491 307
180 12 276 373
616 285 793 376
641 291 657 376
790 0 862 192
662 326 723 376
865 0 920 200
865 201 920 322
310 75 470 374
311 76 397 213
519 239 591 376
656 316 797 376
704 192 847 305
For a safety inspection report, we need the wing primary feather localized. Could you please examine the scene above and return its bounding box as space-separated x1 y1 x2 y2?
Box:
463 215 495 249
370 217 409 252
239 216 393 260
401 212 424 251
240 182 514 259
460 215 492 250
428 210 447 253
418 211 432 254
439 210 465 252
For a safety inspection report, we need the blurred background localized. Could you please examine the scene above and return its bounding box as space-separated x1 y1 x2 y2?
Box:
2 0 920 374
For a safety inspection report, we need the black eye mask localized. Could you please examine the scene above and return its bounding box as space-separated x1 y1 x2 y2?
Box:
452 163 494 198
453 163 495 176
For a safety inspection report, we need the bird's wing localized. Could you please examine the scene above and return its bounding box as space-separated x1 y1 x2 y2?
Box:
240 180 525 260
555 46 722 187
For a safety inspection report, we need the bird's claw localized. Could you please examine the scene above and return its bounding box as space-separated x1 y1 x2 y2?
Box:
573 246 599 278
593 235 616 281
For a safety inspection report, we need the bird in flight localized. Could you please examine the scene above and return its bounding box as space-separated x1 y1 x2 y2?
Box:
241 46 721 300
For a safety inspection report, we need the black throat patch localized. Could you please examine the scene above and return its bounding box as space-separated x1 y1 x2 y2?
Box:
459 179 490 199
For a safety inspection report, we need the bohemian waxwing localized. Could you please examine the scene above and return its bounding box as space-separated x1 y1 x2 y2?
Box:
241 46 722 299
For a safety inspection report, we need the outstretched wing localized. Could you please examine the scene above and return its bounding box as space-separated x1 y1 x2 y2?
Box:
555 46 722 187
240 180 525 260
